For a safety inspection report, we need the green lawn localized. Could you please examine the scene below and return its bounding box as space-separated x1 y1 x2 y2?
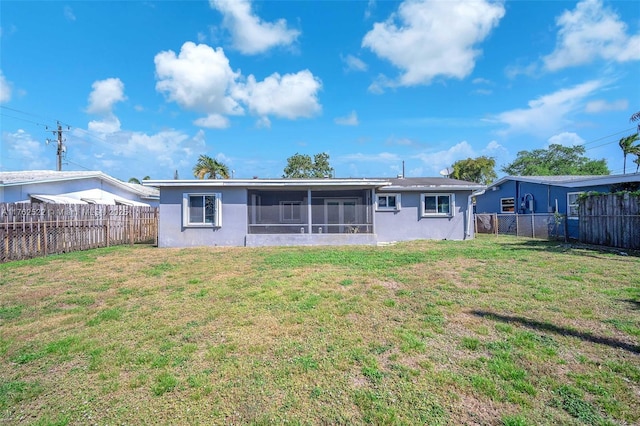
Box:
0 236 638 425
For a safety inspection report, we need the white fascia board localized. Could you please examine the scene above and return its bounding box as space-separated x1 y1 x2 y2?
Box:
143 179 391 188
380 185 485 192
0 173 102 187
489 174 640 189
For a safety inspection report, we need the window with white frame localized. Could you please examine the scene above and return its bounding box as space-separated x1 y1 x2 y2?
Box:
183 193 222 227
280 201 303 222
421 193 455 217
500 197 515 213
376 194 400 211
567 192 583 219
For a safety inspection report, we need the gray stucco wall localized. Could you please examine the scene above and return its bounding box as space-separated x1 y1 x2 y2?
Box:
375 191 472 242
158 186 248 247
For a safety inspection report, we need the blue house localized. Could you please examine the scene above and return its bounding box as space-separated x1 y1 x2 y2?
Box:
474 174 640 239
145 177 484 247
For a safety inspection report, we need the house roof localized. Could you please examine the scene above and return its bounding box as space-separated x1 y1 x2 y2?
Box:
144 178 391 189
0 170 159 200
486 174 640 189
143 177 484 191
378 177 484 191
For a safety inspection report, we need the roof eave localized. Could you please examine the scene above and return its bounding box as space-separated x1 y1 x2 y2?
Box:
143 179 392 188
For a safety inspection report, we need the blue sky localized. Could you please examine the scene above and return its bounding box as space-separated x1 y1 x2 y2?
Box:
1 0 639 181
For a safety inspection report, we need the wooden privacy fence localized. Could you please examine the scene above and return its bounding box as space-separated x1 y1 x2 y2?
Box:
579 193 640 250
0 203 158 262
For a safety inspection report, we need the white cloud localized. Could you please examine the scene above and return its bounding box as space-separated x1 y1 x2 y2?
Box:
256 116 271 129
88 115 121 134
362 0 505 87
484 140 505 153
193 114 230 129
209 0 299 54
234 70 322 119
547 132 585 147
155 42 243 116
3 129 50 169
585 98 628 113
86 78 126 114
335 111 359 126
155 42 321 126
543 0 640 71
340 152 401 163
64 6 76 22
495 80 605 136
0 70 11 103
342 54 368 72
472 77 492 85
97 129 206 176
413 141 476 173
364 0 377 20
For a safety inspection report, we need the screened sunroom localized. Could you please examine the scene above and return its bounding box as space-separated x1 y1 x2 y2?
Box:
247 188 375 234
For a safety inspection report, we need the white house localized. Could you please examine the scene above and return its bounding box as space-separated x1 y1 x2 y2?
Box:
0 171 159 207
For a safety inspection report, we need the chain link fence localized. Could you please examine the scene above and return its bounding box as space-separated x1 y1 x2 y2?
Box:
475 213 567 240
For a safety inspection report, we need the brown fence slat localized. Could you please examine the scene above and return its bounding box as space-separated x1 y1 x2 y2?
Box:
579 193 640 250
0 203 158 262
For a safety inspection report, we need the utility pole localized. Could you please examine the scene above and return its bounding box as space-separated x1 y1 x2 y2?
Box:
47 121 68 171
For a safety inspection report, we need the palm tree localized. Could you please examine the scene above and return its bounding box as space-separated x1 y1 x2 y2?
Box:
193 154 230 179
634 154 640 174
631 111 640 133
619 133 640 174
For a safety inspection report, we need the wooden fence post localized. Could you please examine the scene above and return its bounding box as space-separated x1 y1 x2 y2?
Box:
105 205 111 247
43 221 48 256
129 208 134 246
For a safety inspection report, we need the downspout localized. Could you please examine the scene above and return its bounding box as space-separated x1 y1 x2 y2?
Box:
467 189 485 239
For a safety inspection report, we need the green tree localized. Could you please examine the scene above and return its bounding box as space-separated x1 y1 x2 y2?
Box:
451 156 497 185
283 152 333 178
193 154 230 179
633 155 640 173
128 177 141 184
501 144 609 176
618 133 640 174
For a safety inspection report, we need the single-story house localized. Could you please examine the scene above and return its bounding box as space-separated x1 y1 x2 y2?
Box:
144 177 484 247
0 171 159 207
474 174 640 239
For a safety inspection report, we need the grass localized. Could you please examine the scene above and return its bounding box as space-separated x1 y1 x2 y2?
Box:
0 236 638 424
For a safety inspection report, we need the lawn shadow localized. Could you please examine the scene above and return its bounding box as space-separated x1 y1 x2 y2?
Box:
497 239 640 260
471 310 639 355
620 299 640 311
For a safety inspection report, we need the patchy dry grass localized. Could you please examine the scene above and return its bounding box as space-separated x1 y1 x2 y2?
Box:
0 236 638 425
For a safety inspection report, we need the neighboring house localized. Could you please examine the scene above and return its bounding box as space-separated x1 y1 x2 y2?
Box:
0 171 159 207
144 177 484 247
474 174 640 239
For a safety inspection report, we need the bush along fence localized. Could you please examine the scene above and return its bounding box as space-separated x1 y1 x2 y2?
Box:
0 203 158 262
579 192 640 250
475 213 567 241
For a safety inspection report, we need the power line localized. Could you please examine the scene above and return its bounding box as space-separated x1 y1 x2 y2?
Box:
0 105 71 128
65 158 93 171
580 126 637 148
0 112 53 128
